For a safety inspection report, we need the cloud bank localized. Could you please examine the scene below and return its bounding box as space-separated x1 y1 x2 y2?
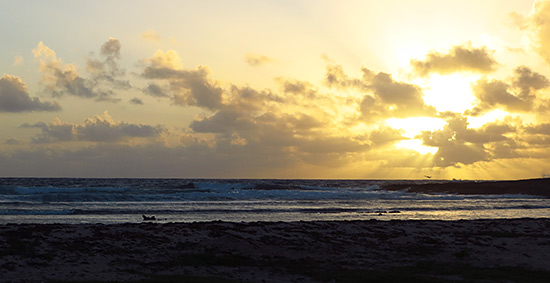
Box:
21 112 164 143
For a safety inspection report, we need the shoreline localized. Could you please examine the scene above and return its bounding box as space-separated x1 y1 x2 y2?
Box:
1 218 549 282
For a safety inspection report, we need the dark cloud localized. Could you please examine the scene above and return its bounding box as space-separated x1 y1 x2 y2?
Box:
100 37 121 59
21 112 163 143
360 68 436 120
411 44 498 76
465 66 549 116
20 119 75 143
143 83 169 97
190 109 255 134
169 67 224 110
244 54 273 67
0 74 61 112
418 116 523 167
432 143 488 167
365 69 423 106
368 127 406 146
79 114 162 142
469 79 531 116
284 113 322 130
281 79 316 97
297 136 368 154
142 50 223 110
526 123 550 135
462 122 515 144
222 85 284 115
5 138 23 145
129 98 143 105
324 63 365 90
512 66 549 99
418 116 488 167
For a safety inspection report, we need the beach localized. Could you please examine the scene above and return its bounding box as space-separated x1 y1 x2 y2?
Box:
1 218 549 282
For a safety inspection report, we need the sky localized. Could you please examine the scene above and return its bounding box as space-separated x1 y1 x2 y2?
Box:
1 0 550 179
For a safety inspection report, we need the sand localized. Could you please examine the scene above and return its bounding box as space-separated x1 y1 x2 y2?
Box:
1 219 549 282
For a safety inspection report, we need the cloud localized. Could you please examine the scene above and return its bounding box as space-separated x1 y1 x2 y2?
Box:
365 69 424 107
322 62 438 125
324 63 365 90
144 49 183 71
530 0 550 66
279 79 318 99
33 41 100 98
187 83 370 168
0 74 61 112
5 138 22 145
21 118 76 143
227 85 283 111
13 56 23 66
169 66 224 109
411 44 498 76
100 37 121 59
21 112 164 143
87 37 131 90
418 116 489 167
142 50 223 110
143 83 169 97
322 63 435 121
79 112 163 142
244 54 273 67
512 66 549 98
190 109 255 134
140 29 161 42
360 68 436 120
469 79 528 115
418 116 524 167
468 66 548 116
432 142 489 167
526 123 550 135
33 39 129 102
297 136 369 154
368 127 406 146
129 98 143 105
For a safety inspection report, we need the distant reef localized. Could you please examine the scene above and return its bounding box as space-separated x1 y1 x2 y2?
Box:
380 178 550 197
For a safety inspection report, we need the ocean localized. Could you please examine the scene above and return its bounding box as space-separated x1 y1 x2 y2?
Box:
0 178 548 224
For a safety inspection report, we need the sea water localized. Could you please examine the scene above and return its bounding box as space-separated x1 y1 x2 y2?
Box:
0 178 548 224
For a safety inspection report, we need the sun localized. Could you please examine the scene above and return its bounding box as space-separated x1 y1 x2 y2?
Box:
385 74 479 154
386 117 446 154
419 74 479 113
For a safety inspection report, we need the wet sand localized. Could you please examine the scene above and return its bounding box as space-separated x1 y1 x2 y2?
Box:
1 218 549 282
